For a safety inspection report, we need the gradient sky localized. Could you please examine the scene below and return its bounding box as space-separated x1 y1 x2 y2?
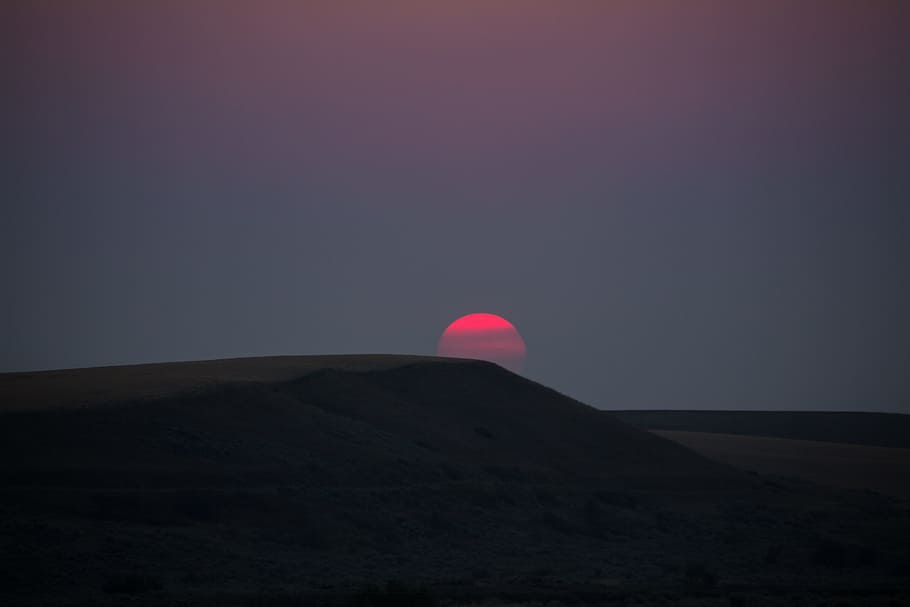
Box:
4 1 909 411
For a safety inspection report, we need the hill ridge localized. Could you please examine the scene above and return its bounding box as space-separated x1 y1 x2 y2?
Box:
0 354 485 412
1 357 729 489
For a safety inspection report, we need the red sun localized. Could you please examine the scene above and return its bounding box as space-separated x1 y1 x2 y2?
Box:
436 313 527 374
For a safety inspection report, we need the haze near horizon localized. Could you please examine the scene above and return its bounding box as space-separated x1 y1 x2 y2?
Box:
4 1 908 412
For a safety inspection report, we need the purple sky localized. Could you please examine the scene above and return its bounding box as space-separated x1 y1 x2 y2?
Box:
4 1 909 411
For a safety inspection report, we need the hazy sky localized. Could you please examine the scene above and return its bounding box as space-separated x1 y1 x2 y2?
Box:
4 1 909 412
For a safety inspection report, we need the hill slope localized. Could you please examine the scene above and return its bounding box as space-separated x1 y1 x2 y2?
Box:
2 357 717 487
654 430 910 499
2 357 908 605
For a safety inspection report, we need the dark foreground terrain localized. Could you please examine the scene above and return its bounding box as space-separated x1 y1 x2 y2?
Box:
2 356 909 606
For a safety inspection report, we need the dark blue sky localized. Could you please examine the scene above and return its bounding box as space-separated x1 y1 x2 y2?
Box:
4 1 909 411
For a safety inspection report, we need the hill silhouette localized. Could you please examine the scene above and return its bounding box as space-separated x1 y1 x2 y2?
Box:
2 356 908 605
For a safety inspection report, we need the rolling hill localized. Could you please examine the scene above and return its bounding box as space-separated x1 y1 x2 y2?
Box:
2 357 909 606
1 357 719 487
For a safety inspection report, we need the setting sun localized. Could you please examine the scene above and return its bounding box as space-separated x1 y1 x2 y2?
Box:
436 313 527 373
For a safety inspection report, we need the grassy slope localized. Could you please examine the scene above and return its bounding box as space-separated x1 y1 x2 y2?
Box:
655 430 910 499
614 410 910 499
0 354 455 412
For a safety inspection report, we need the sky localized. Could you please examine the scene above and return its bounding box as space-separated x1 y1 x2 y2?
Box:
3 1 909 412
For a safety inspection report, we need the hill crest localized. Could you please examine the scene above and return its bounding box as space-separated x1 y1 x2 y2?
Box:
1 354 472 412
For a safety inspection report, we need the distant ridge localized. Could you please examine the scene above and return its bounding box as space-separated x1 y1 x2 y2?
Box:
612 409 910 449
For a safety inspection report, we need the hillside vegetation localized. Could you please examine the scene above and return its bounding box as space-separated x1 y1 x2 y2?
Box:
2 357 908 606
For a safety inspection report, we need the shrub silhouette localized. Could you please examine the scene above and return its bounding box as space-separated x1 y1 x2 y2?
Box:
102 573 163 595
763 544 784 565
812 537 878 569
813 538 847 568
683 562 717 590
346 581 435 607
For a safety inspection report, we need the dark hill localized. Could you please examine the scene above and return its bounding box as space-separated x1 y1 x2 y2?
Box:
1 358 722 488
612 410 910 448
2 357 908 606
